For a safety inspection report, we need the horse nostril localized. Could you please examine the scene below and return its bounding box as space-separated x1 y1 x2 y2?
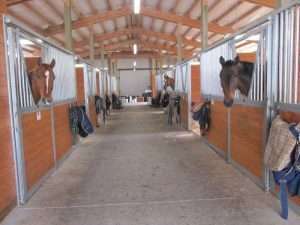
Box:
224 99 233 107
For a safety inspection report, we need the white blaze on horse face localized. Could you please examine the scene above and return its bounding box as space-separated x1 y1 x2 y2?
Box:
45 70 50 94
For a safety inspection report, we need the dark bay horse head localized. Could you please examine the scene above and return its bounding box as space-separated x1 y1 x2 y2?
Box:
28 58 56 105
219 56 254 107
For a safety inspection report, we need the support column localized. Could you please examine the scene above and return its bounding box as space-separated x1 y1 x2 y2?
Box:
100 42 105 70
201 0 208 50
89 25 95 61
151 58 157 97
276 0 283 7
64 0 73 51
176 24 183 63
0 2 17 219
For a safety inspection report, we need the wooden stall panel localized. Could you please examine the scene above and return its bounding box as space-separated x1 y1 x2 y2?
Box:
207 101 227 152
96 72 100 96
191 65 202 104
231 105 264 178
0 13 16 217
76 68 85 105
238 53 256 63
89 96 97 128
54 104 73 161
151 73 157 97
22 110 54 190
180 94 189 129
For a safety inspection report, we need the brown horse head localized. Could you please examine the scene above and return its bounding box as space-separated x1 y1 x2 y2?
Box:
219 56 254 107
28 58 56 105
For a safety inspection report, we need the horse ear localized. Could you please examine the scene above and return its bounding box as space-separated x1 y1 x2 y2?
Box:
219 56 225 66
50 59 56 68
234 55 240 64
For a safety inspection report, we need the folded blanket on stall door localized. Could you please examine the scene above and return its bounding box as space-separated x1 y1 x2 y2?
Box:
192 101 211 134
265 116 300 219
69 106 94 138
264 116 298 171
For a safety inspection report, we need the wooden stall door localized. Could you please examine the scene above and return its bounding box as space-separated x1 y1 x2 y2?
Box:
206 101 228 153
96 72 100 96
231 105 264 178
191 65 202 104
89 96 97 128
151 73 157 97
0 3 17 219
76 68 85 105
22 110 54 190
54 104 73 161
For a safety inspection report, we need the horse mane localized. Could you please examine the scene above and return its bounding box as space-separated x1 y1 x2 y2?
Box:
240 62 254 78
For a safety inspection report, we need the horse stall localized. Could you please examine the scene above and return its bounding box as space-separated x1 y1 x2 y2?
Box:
75 62 100 128
200 2 300 212
4 17 77 204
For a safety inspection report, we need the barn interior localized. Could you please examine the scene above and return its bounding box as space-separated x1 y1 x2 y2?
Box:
0 0 300 225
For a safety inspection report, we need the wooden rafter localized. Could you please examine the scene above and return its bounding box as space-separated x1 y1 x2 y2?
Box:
243 0 276 8
74 27 201 49
45 6 233 36
6 0 32 6
141 7 233 34
81 38 193 58
44 7 132 36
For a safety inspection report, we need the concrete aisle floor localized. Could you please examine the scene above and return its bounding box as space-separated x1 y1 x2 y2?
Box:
1 106 299 225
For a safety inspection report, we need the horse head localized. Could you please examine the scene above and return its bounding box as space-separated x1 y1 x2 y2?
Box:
28 58 56 105
219 56 254 107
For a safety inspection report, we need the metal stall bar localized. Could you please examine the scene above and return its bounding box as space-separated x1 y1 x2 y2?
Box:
5 26 28 205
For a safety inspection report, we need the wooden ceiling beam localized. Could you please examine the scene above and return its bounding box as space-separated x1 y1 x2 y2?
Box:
214 1 244 24
6 0 32 7
45 5 233 36
141 6 233 34
44 7 131 36
109 51 160 59
81 38 192 58
74 27 201 49
243 0 276 8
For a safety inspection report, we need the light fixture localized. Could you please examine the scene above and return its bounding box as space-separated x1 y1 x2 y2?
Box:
133 61 137 72
20 39 34 46
75 64 85 68
134 0 141 14
133 43 138 55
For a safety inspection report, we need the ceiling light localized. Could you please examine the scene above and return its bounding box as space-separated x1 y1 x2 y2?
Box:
134 0 141 14
133 43 138 55
20 39 34 46
75 64 85 68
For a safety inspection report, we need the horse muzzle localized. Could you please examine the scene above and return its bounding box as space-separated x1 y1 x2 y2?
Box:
224 99 234 107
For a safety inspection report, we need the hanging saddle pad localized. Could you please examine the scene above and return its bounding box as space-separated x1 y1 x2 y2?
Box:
264 115 299 171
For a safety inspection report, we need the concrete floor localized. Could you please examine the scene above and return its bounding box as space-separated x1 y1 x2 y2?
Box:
2 106 300 225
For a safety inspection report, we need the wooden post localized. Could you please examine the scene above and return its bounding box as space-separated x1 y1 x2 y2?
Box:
0 1 17 219
100 42 105 69
64 0 73 51
201 0 208 50
176 24 183 63
89 25 95 61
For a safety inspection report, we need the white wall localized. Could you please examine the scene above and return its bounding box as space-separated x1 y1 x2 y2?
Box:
118 58 151 96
